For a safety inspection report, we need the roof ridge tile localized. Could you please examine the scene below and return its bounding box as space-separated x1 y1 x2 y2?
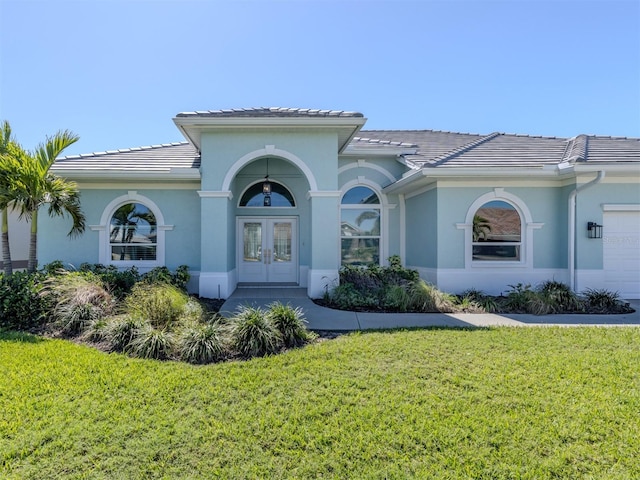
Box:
175 107 364 118
431 132 502 165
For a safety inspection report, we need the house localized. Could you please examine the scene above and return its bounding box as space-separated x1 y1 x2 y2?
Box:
39 107 640 299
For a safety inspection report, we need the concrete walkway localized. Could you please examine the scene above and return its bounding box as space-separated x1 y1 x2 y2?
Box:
220 288 640 331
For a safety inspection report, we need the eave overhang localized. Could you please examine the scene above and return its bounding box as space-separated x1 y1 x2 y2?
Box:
383 166 575 194
173 115 367 154
383 162 640 194
49 168 202 182
340 145 419 157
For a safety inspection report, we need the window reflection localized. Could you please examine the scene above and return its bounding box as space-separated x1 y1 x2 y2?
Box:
109 203 157 261
472 201 522 261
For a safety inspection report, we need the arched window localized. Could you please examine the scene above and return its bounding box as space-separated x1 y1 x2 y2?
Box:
95 192 171 268
239 181 295 207
109 203 157 261
472 200 521 261
340 186 381 265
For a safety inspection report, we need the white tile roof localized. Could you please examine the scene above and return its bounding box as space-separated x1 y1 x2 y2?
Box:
53 142 200 172
176 107 364 118
52 109 640 175
356 130 640 168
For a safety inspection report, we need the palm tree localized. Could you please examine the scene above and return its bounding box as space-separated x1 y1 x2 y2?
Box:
354 210 380 235
0 130 85 273
473 214 492 242
0 120 18 276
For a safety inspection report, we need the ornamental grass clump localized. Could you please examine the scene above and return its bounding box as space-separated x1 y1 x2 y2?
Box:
129 325 175 360
266 301 313 348
123 283 188 330
178 322 227 364
229 305 283 358
105 315 146 352
80 318 109 343
41 272 114 334
409 280 457 313
383 284 412 312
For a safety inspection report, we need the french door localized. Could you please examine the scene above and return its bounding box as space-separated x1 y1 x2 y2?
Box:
237 217 298 284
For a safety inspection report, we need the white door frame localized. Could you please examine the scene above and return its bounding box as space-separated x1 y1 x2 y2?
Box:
236 216 299 284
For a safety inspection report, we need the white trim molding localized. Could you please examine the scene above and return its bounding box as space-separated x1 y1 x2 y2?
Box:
337 160 397 183
306 190 342 199
97 192 172 268
340 179 388 265
602 204 640 212
198 190 233 199
457 188 543 269
222 146 319 192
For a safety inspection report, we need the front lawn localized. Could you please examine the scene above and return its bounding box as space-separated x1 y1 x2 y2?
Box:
2 327 640 479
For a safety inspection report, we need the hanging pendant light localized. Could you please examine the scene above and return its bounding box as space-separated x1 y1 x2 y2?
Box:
263 158 272 205
262 175 271 195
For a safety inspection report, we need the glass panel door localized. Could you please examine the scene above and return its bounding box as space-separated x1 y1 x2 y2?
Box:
243 222 262 262
272 222 292 262
237 217 297 284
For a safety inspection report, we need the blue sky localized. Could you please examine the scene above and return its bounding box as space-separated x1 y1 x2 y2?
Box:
1 0 639 157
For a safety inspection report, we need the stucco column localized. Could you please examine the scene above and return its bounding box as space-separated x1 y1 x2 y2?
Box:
307 191 341 298
198 191 235 298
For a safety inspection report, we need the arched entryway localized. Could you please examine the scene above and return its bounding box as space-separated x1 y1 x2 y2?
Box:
232 155 311 286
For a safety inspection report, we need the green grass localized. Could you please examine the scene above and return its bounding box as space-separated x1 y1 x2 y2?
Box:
2 327 640 479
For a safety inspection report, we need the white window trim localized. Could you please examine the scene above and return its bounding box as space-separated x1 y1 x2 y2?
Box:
456 188 543 269
340 179 390 266
94 191 173 268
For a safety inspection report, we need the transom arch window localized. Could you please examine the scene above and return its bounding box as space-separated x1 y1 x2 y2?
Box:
239 180 296 207
340 185 381 265
472 200 522 261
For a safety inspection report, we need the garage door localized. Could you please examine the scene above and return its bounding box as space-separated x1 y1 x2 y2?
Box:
603 208 640 299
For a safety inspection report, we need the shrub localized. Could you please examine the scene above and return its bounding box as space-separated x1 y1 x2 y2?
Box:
455 296 484 313
504 283 538 313
178 323 227 364
330 282 378 310
460 289 497 313
129 326 176 360
229 306 283 358
124 283 189 330
582 288 624 313
339 265 383 293
41 260 67 276
79 263 140 298
538 280 581 313
266 301 313 348
0 272 46 331
142 265 191 290
380 255 420 285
